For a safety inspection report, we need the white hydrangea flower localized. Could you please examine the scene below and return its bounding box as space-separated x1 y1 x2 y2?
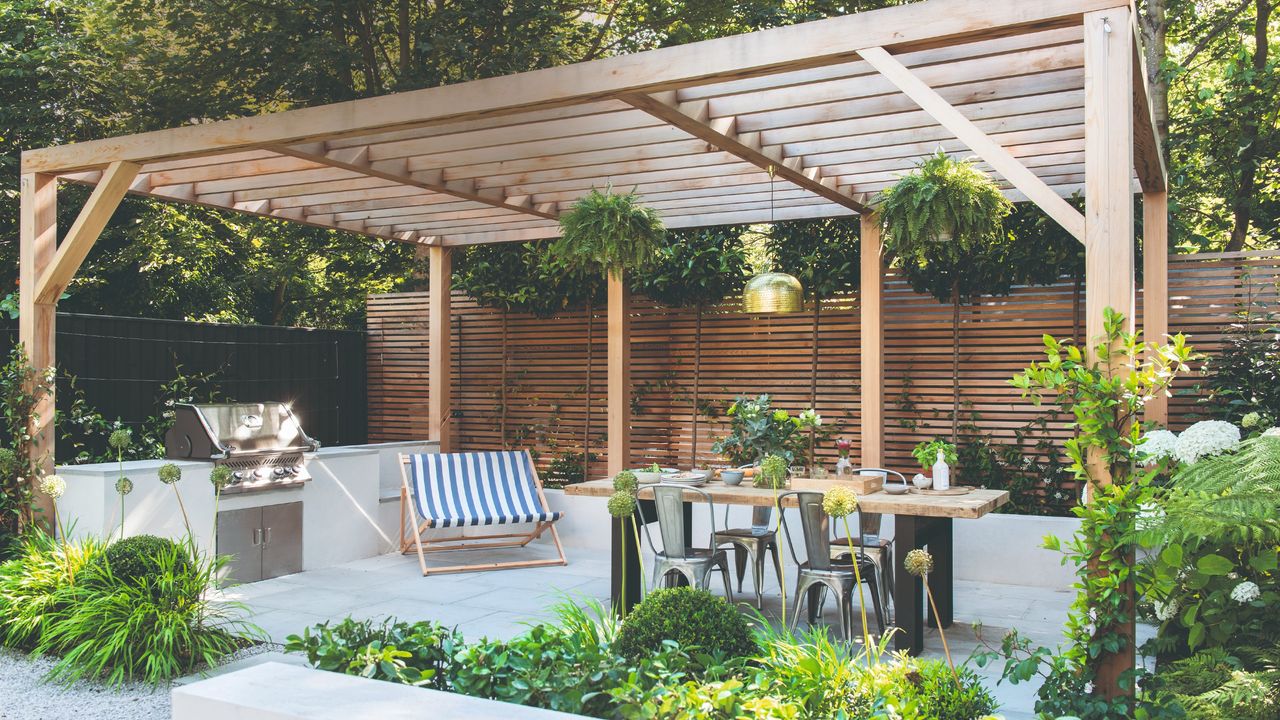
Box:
1139 430 1179 466
1241 412 1261 428
1174 420 1241 465
1264 427 1280 438
1155 599 1179 622
1230 581 1261 604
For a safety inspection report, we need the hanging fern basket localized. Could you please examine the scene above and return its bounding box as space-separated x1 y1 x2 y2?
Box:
876 149 1012 255
551 187 665 278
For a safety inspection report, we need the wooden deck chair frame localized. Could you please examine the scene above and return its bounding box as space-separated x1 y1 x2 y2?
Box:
398 451 567 576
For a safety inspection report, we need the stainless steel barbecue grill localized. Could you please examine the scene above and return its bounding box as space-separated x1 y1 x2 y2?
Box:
165 402 319 494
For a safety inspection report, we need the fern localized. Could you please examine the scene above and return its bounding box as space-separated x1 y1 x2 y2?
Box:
552 187 665 277
1156 436 1280 546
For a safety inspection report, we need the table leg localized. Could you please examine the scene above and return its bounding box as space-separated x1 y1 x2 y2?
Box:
893 514 925 655
926 517 953 629
610 512 643 613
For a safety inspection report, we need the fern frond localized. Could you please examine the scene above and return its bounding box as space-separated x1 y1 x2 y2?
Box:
1157 437 1280 546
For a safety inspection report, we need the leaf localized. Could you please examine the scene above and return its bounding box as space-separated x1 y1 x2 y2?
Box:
1195 554 1234 576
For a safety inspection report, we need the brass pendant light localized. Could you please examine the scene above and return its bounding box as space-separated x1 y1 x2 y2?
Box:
742 165 804 313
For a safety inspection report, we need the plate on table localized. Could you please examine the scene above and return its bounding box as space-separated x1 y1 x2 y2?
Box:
661 472 706 486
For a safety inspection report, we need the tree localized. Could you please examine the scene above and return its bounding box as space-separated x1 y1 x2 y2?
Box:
633 226 748 466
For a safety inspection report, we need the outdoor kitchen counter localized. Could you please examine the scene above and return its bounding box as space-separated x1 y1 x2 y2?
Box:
566 479 1009 656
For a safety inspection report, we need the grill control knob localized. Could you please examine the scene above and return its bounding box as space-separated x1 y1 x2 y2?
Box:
273 467 287 478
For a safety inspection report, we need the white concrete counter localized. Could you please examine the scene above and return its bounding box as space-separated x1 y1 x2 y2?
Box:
56 441 437 571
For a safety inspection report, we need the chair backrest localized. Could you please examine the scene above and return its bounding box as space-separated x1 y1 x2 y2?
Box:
844 468 904 540
402 451 547 526
777 491 835 571
641 484 717 559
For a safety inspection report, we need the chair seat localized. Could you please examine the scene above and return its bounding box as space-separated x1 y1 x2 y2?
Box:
656 547 726 562
799 556 877 577
832 536 891 549
427 510 561 528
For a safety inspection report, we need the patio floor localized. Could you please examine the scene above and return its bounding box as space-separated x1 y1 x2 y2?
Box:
212 542 1105 719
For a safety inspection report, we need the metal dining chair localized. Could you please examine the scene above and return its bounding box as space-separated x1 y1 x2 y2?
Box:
778 491 885 643
830 468 905 619
713 505 783 608
640 484 734 600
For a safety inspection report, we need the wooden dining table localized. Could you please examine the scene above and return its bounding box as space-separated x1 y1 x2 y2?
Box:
564 478 1009 655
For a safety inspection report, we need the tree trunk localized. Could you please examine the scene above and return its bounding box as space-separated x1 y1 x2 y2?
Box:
499 309 508 449
810 298 820 468
397 0 411 80
690 303 702 469
1139 0 1169 145
951 283 961 444
583 299 593 481
1226 0 1272 252
271 279 289 325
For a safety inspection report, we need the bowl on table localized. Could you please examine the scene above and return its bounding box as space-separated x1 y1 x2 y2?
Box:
661 471 706 486
884 483 909 495
633 467 677 484
719 469 745 486
912 473 932 490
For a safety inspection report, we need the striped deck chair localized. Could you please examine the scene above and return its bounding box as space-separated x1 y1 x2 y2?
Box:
399 451 567 575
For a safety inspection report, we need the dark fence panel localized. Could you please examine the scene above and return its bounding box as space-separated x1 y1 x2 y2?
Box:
1 313 366 460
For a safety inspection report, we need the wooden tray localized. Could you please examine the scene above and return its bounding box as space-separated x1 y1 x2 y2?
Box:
908 486 975 496
791 474 885 494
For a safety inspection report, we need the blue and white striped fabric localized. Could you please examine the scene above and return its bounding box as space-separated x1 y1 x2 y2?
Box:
407 451 562 528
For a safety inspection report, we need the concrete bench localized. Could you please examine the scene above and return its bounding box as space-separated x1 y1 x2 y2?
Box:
173 662 590 719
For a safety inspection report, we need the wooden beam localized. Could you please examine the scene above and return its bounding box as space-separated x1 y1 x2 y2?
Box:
23 0 1124 174
1143 191 1169 426
607 270 631 477
860 213 884 468
1130 15 1167 193
428 246 453 452
35 161 141 304
1083 5 1136 701
274 144 557 220
858 45 1086 242
620 92 871 214
18 173 58 528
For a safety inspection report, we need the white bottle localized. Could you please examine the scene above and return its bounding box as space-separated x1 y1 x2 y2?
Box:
932 449 950 491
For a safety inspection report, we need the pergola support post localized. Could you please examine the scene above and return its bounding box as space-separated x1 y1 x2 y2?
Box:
859 213 884 467
428 245 453 452
18 173 58 527
607 271 631 477
1143 191 1169 426
1083 5 1137 701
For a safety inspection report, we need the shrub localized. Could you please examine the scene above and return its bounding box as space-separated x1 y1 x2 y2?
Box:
285 616 461 690
104 534 189 584
0 530 107 649
36 544 258 685
616 588 757 666
891 660 999 720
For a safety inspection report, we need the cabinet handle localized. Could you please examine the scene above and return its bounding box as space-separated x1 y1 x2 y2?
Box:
252 528 262 546
264 527 272 546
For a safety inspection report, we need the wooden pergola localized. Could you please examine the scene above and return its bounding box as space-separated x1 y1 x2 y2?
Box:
20 0 1167 492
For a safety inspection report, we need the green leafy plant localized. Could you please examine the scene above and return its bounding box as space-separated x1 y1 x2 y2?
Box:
615 588 757 668
711 394 811 466
284 616 461 690
0 344 56 532
911 438 957 472
0 530 107 649
1199 300 1280 428
982 308 1194 716
551 187 665 279
37 543 259 685
755 454 789 490
878 150 1012 250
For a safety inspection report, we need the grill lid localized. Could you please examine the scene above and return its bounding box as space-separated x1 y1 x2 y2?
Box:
165 402 318 459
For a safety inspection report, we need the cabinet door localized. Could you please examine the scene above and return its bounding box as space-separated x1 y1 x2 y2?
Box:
216 507 264 584
261 501 303 580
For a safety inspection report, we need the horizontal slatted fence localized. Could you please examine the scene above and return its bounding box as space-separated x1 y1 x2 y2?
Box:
367 250 1279 490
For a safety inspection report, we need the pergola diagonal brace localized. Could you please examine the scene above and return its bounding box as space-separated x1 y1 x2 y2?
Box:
274 143 559 221
858 45 1086 243
618 92 872 215
35 161 141 304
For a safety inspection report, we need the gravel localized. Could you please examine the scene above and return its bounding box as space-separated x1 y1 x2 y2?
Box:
0 645 278 720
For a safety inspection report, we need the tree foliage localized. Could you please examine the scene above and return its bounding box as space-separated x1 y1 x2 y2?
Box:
632 226 748 307
765 218 860 300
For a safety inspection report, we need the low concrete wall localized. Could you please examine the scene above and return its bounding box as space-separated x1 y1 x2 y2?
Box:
173 662 589 719
543 490 1080 590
